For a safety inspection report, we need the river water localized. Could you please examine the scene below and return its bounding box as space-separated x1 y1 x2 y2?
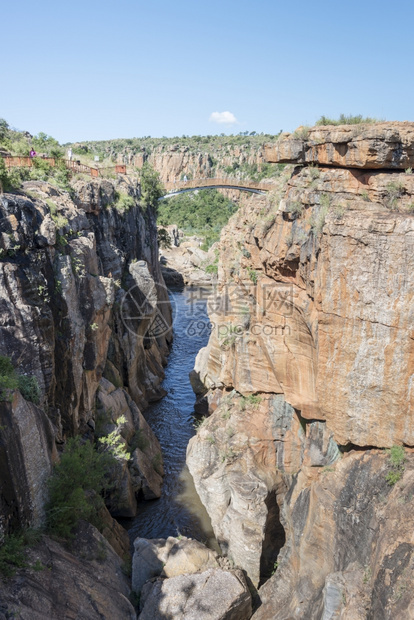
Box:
125 287 218 550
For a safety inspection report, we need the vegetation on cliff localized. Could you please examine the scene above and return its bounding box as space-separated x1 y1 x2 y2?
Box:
158 189 238 249
0 118 63 158
315 113 381 126
65 131 282 160
46 437 112 539
140 162 165 209
0 356 40 404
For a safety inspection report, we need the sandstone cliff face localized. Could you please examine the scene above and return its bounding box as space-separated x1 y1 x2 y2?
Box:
0 178 171 533
118 143 268 184
265 121 414 169
191 163 414 447
187 123 414 617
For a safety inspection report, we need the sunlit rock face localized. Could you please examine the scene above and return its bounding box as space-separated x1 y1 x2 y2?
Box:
193 162 414 447
265 121 414 169
187 123 414 615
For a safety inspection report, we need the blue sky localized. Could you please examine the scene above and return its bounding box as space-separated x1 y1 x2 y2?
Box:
3 0 413 143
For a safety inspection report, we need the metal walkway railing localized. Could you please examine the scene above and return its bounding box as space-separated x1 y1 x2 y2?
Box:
2 156 126 178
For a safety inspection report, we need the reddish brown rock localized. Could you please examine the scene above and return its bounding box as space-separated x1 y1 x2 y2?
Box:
193 165 414 447
265 121 414 169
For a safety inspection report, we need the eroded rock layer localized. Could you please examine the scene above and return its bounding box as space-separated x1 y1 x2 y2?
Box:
265 121 414 169
187 123 414 618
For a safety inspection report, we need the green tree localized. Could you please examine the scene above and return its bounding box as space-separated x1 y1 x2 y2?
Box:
140 163 165 209
0 118 9 142
157 188 237 249
0 158 8 193
46 437 112 538
32 132 60 156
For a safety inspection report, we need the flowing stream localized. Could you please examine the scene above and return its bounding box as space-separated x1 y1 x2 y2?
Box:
125 286 218 550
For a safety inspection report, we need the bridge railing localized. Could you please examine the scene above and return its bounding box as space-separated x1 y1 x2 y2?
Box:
64 160 98 176
163 177 272 192
2 156 127 178
4 156 56 168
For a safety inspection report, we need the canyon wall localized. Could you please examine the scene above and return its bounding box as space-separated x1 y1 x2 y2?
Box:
187 122 414 618
145 143 267 184
0 177 171 535
112 141 269 184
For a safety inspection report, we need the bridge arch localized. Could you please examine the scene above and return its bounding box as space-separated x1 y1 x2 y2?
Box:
160 178 271 199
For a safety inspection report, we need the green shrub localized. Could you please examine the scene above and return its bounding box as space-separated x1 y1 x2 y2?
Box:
0 534 27 576
292 126 310 140
240 394 261 410
0 159 29 192
0 356 18 401
205 262 218 274
316 114 380 126
115 193 135 211
18 375 41 405
0 157 9 192
388 445 406 469
307 164 320 181
99 415 130 461
0 356 41 405
0 528 43 577
246 266 258 283
46 437 112 538
386 181 405 210
311 195 331 234
286 201 303 216
385 469 403 486
47 201 69 229
385 445 406 486
0 356 15 376
0 118 9 142
332 205 346 220
32 131 60 156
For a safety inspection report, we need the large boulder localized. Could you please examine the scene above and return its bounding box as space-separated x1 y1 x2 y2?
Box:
162 536 219 578
139 568 252 620
132 536 218 594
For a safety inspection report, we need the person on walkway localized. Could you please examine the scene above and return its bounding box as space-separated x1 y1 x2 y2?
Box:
67 148 73 161
29 148 36 158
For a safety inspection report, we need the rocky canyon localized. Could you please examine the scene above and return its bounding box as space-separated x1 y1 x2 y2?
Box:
0 121 413 619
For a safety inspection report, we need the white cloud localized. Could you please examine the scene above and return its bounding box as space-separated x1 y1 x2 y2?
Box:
209 111 238 125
